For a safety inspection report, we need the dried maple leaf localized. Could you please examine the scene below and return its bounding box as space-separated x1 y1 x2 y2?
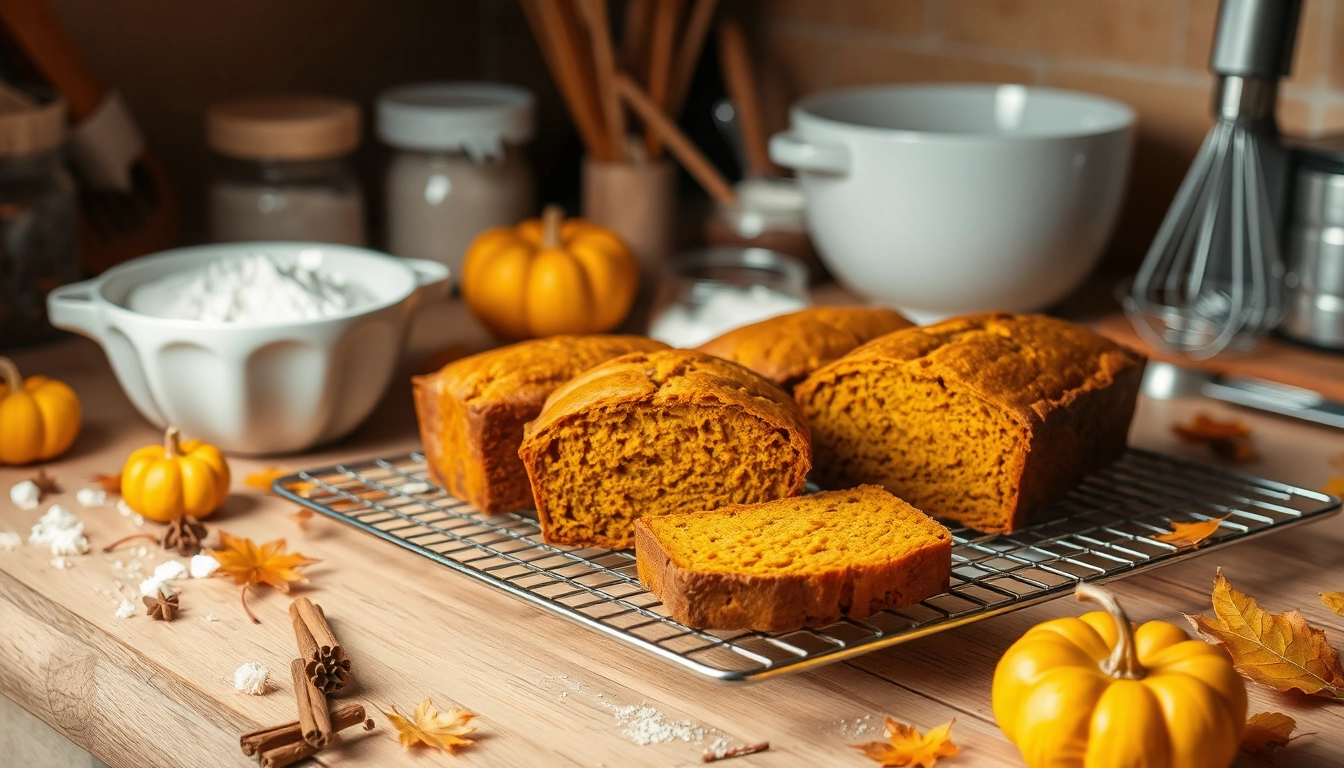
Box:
290 508 315 529
29 468 61 497
381 698 478 754
1323 477 1344 498
207 531 320 624
283 480 316 498
1186 569 1344 699
1321 592 1344 617
1153 515 1229 548
855 717 959 767
90 472 121 494
243 467 292 493
1240 712 1297 755
1173 414 1258 463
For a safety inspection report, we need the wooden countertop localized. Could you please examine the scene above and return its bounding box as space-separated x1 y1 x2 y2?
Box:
3 303 1344 768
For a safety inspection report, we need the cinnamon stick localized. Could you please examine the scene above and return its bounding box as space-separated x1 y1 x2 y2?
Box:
259 741 317 768
668 0 719 116
290 598 351 693
643 0 682 158
240 703 367 757
292 658 332 749
616 72 738 205
579 0 627 161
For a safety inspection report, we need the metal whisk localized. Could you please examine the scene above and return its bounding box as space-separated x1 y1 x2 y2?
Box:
1128 0 1301 359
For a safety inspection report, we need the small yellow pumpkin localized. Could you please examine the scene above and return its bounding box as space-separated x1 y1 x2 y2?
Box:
993 583 1247 768
0 356 81 465
121 426 231 523
461 204 639 340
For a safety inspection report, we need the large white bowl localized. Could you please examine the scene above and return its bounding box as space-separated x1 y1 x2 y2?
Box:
47 242 450 455
770 84 1135 321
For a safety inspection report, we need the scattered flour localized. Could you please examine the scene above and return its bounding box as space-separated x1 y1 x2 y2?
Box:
153 560 189 581
29 505 87 556
609 703 705 746
116 499 134 518
190 554 220 578
49 557 74 569
139 577 177 599
115 600 136 619
75 488 107 508
10 480 40 510
0 531 21 551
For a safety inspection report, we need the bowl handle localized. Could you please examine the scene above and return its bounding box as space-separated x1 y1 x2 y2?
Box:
47 279 104 339
400 258 452 307
769 131 850 175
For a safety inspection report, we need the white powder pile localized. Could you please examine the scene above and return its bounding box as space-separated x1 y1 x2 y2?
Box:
609 703 705 746
190 554 220 579
29 505 88 556
129 251 370 324
234 662 271 695
10 480 40 510
76 488 107 508
0 531 21 551
648 283 807 348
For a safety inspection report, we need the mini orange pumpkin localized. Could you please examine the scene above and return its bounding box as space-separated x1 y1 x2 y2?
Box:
121 426 231 523
0 356 81 465
461 205 639 340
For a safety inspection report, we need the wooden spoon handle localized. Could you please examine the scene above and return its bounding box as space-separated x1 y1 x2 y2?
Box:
0 0 105 118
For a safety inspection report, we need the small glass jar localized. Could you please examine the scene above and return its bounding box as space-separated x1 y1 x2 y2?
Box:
378 83 535 275
648 247 809 347
206 94 366 245
0 93 79 346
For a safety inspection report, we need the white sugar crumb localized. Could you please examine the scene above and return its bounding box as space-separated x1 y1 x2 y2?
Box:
30 505 87 556
706 737 731 759
234 662 270 695
610 703 704 745
0 531 20 551
117 499 134 517
204 614 218 622
50 557 74 569
135 546 148 558
10 480 40 510
76 488 107 508
153 560 188 581
400 481 432 495
115 599 136 619
836 715 875 737
190 554 220 578
132 514 145 527
139 577 177 598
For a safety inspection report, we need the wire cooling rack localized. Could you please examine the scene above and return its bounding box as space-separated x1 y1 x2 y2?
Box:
276 450 1339 683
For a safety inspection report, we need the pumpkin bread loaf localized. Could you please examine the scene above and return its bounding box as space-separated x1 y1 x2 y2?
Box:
697 306 914 392
519 349 812 548
794 313 1144 533
412 335 668 513
635 485 952 631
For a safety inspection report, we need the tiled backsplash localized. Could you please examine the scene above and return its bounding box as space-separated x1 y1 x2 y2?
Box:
751 0 1342 271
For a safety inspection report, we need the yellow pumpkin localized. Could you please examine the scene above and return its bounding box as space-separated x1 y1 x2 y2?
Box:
0 356 81 465
993 584 1247 768
121 426 231 523
462 205 639 340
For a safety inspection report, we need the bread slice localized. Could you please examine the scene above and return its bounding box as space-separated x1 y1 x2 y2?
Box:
794 313 1145 533
411 335 668 513
635 485 952 631
519 349 811 548
697 306 914 392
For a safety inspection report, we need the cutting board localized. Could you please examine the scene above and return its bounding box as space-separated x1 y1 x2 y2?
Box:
1096 311 1344 403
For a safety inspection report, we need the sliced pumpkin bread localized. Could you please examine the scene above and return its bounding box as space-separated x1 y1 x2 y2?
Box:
635 485 952 631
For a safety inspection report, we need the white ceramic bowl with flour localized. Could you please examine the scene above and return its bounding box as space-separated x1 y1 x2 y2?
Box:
47 243 450 455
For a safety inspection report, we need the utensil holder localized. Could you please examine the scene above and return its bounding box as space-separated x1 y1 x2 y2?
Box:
582 156 675 291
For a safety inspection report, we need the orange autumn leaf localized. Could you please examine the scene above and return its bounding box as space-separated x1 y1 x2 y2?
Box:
1186 569 1344 699
1173 414 1258 463
283 481 316 498
1321 592 1344 617
1323 477 1344 497
1240 712 1297 755
855 717 959 767
243 466 292 493
90 472 121 494
1153 515 1229 548
207 530 320 623
382 698 478 753
290 508 315 528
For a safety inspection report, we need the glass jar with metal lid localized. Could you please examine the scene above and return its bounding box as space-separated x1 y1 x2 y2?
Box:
1282 135 1344 349
206 94 366 246
0 89 78 346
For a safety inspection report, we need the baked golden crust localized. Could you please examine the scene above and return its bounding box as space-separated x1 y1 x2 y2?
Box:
794 312 1145 533
635 485 952 631
411 335 667 513
520 349 812 548
696 306 914 391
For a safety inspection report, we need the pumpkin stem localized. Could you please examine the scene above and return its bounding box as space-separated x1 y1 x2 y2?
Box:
0 356 21 393
1076 582 1146 680
164 426 183 459
541 204 564 249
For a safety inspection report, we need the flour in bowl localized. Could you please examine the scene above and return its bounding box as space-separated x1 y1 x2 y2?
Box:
129 250 370 323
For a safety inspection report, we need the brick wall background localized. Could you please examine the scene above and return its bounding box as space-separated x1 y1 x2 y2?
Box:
748 0 1342 271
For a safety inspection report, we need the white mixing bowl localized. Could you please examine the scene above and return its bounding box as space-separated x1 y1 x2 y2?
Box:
48 242 450 455
770 84 1135 321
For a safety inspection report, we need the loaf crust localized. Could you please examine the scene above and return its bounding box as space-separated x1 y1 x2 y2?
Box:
794 312 1145 533
635 485 952 632
519 349 812 548
697 306 914 392
411 335 668 513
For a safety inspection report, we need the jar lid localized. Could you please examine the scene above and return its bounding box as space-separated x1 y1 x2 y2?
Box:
207 94 360 161
376 82 534 160
0 88 65 157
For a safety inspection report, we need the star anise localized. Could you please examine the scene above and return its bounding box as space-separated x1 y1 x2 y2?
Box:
163 516 207 557
30 468 61 498
144 594 180 621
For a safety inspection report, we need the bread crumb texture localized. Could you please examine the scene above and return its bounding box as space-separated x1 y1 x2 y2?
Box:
521 349 812 548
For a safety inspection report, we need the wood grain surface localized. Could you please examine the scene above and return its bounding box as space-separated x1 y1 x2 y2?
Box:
2 302 1343 767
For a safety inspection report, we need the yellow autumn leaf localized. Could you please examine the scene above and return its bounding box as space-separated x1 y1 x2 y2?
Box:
855 717 959 767
1323 477 1344 497
243 466 292 493
1153 515 1229 547
1240 712 1297 755
1186 569 1344 699
207 530 320 624
1322 592 1344 617
382 698 478 753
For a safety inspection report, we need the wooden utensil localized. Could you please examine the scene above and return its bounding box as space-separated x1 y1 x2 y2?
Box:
716 18 773 177
578 0 626 161
668 0 719 117
616 72 736 205
524 0 616 160
643 0 681 159
0 0 178 273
